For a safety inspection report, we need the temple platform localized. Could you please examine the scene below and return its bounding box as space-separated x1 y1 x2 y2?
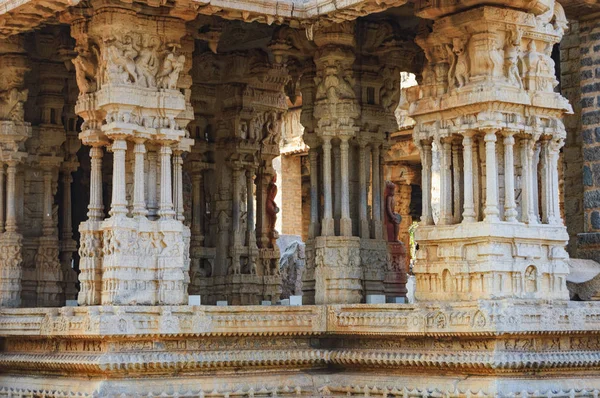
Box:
2 300 600 397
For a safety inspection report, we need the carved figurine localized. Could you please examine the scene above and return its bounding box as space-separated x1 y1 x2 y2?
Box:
505 29 523 89
448 38 469 88
135 36 161 88
262 111 282 145
380 68 400 112
384 181 402 242
105 37 138 84
158 52 186 90
315 63 355 102
266 175 279 247
72 46 98 95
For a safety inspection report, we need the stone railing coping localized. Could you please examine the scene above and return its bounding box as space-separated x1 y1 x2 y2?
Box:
2 300 600 337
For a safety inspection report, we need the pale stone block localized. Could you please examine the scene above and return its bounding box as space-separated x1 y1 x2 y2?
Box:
289 295 302 306
216 301 228 306
366 294 386 304
188 295 201 306
261 300 272 306
279 299 290 306
65 300 78 307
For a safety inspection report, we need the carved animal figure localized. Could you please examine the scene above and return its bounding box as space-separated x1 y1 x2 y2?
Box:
380 70 400 112
448 38 469 88
72 47 98 94
262 112 282 145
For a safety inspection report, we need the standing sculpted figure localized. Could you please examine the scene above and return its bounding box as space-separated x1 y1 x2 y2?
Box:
266 175 279 247
158 51 185 89
505 29 523 89
135 36 161 88
385 181 402 242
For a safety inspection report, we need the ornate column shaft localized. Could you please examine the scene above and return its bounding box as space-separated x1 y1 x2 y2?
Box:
321 137 334 237
0 164 5 233
159 144 175 220
452 141 463 224
483 131 500 222
462 134 476 222
147 150 159 219
358 142 369 238
372 144 382 238
440 139 453 225
109 139 128 218
88 146 104 221
503 133 518 222
192 171 204 243
420 141 434 225
309 147 320 239
6 162 18 234
173 150 184 222
340 136 352 236
133 140 147 217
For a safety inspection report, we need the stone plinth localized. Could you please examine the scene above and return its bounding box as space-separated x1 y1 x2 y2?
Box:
385 242 408 298
313 236 362 305
3 301 600 396
415 222 570 301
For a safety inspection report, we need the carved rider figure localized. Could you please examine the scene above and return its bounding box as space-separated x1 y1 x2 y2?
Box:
385 181 402 242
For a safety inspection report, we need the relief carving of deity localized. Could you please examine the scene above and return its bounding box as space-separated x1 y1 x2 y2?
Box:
505 29 523 89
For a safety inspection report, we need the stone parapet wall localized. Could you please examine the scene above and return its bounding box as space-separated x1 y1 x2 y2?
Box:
3 301 600 396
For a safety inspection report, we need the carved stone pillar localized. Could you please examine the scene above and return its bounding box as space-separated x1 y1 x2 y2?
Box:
358 141 369 239
132 139 147 218
410 0 571 301
308 147 320 239
462 134 476 223
0 37 30 307
173 150 184 222
71 6 194 306
503 132 518 222
78 145 105 306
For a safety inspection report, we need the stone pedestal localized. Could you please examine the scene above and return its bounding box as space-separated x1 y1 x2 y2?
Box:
384 241 408 298
0 232 22 307
415 222 570 301
360 239 387 297
314 236 362 305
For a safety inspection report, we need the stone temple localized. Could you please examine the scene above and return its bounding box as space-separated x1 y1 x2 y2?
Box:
3 0 600 395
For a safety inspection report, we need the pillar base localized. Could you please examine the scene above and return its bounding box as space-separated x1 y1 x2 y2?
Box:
78 221 103 306
0 232 22 308
35 236 62 307
99 217 189 306
314 236 362 305
414 222 570 301
384 241 408 298
360 238 387 297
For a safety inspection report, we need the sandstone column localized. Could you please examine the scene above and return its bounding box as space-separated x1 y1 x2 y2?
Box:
308 147 320 239
410 0 571 301
132 140 148 218
71 6 194 306
0 37 30 307
503 132 518 222
462 134 476 223
358 141 369 239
